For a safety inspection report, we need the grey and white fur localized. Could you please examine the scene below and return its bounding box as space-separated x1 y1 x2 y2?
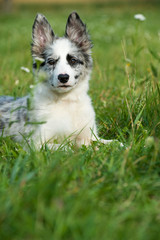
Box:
0 12 122 149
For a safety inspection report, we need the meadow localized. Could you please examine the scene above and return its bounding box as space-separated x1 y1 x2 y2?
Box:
0 2 160 239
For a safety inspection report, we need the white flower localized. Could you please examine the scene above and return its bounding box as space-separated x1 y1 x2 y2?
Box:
134 14 146 21
15 79 19 85
34 57 44 63
34 57 45 70
21 66 30 73
29 84 34 89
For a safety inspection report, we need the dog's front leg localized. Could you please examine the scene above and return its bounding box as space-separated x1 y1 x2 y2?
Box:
96 137 124 147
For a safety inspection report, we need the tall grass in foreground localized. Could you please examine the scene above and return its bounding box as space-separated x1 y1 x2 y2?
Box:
0 4 160 240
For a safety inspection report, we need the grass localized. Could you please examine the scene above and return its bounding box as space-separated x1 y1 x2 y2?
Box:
0 2 160 240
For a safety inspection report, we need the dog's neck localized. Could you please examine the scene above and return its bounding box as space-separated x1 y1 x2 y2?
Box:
32 76 90 107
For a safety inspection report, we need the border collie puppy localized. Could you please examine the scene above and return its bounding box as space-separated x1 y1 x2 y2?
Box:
0 12 122 149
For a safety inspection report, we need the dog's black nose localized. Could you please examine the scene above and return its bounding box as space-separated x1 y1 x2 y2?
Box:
58 74 69 83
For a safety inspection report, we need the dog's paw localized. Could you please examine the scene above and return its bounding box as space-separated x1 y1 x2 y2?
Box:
98 138 124 147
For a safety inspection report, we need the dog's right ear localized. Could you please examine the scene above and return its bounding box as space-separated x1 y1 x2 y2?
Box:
32 14 55 57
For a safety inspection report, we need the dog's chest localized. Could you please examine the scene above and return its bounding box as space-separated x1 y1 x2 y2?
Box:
47 102 75 133
35 99 90 140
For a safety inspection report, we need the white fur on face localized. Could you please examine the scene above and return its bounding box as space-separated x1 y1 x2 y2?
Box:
44 38 87 93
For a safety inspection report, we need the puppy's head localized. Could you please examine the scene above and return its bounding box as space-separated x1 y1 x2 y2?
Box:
32 12 92 93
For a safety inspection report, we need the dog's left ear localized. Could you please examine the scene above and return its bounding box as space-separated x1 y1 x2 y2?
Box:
32 13 55 57
65 12 92 52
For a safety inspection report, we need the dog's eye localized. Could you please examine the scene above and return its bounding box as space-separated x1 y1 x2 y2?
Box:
67 54 83 66
47 59 57 65
70 58 77 65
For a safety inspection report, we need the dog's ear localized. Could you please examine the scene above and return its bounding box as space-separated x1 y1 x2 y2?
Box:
32 13 55 57
65 12 92 52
